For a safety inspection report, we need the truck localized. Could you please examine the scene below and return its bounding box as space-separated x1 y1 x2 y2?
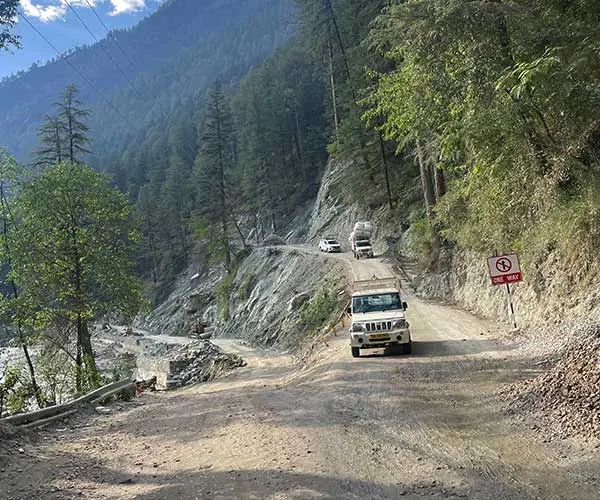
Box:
349 221 374 259
347 277 411 358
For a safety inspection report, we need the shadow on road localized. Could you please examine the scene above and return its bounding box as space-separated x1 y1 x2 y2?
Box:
355 338 513 359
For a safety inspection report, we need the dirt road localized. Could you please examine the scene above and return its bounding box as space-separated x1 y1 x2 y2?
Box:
2 251 600 499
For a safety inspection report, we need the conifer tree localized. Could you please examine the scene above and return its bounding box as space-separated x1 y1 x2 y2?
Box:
34 85 91 167
196 82 236 271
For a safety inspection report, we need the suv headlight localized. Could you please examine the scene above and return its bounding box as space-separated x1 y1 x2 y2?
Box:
350 323 364 332
393 319 407 329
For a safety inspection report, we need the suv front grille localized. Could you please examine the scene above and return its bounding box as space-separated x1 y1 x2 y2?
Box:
365 321 392 332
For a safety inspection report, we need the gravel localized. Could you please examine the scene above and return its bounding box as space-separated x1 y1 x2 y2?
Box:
501 323 600 441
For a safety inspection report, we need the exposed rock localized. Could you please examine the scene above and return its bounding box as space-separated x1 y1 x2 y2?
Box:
136 267 222 336
222 247 347 348
307 159 388 255
183 291 212 315
135 340 245 390
262 234 287 246
501 323 600 441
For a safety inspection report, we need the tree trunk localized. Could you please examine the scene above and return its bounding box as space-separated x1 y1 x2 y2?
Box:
293 106 307 185
434 166 446 201
67 101 74 164
77 314 98 390
0 182 44 407
230 214 248 249
378 131 393 209
222 216 231 271
416 139 441 264
54 121 62 164
19 324 45 408
75 340 83 393
327 25 339 144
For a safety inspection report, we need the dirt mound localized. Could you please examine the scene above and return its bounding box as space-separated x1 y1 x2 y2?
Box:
501 323 600 440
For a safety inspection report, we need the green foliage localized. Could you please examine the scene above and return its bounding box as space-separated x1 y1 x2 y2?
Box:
0 0 19 52
9 162 144 322
35 349 76 406
110 353 137 383
5 161 144 392
406 213 431 262
215 269 238 321
0 364 22 417
362 0 600 265
238 273 256 301
0 362 36 416
298 285 338 336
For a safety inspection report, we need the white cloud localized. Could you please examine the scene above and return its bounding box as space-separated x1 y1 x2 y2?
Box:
21 0 67 22
107 0 147 16
21 0 149 23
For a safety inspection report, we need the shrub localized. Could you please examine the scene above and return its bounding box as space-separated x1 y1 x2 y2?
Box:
299 284 338 336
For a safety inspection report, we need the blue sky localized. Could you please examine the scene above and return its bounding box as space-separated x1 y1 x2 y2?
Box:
1 1 162 79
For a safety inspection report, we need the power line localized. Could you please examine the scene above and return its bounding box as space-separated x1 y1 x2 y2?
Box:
64 0 138 90
64 2 199 167
18 11 122 118
19 9 200 168
82 0 137 70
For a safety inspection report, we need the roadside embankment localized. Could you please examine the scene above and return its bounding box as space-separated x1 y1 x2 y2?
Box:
221 246 348 349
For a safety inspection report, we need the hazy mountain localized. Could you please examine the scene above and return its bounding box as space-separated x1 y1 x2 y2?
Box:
0 0 294 163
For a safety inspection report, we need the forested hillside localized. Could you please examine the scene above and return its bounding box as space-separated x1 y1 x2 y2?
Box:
0 0 293 162
2 0 600 305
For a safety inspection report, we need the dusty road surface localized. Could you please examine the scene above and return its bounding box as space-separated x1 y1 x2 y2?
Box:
2 251 600 500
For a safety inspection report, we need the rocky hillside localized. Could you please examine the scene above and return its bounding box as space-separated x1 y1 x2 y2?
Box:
221 246 347 348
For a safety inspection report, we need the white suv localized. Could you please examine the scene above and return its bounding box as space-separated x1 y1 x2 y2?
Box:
348 278 411 357
318 238 342 253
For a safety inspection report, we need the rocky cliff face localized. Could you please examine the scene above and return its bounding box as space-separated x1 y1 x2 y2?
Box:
307 159 390 255
408 246 600 338
135 265 223 337
221 246 347 348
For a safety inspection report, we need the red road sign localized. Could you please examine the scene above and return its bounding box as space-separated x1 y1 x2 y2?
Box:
487 254 522 286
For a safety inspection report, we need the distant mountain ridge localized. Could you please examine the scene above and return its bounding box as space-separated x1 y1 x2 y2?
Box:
0 0 294 162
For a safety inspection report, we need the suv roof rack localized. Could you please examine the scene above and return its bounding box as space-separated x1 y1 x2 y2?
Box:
352 277 400 292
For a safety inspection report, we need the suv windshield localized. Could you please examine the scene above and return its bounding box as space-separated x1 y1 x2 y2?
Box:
352 292 401 313
356 241 371 247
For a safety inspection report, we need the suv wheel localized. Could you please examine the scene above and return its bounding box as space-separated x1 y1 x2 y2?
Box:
351 347 360 358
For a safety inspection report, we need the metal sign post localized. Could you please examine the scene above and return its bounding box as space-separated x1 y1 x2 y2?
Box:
487 253 522 329
505 283 517 329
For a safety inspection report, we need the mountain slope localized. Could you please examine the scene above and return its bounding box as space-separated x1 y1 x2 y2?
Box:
0 0 293 162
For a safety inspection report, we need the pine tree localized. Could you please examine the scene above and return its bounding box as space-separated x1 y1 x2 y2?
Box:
57 84 91 165
34 114 63 168
34 85 91 167
196 83 236 271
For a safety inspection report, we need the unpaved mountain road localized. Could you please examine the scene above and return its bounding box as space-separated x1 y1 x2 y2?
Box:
2 249 600 500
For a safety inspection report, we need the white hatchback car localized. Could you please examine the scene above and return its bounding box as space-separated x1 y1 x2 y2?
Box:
318 238 342 253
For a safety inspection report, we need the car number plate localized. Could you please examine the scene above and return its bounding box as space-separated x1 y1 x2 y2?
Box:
369 334 389 340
